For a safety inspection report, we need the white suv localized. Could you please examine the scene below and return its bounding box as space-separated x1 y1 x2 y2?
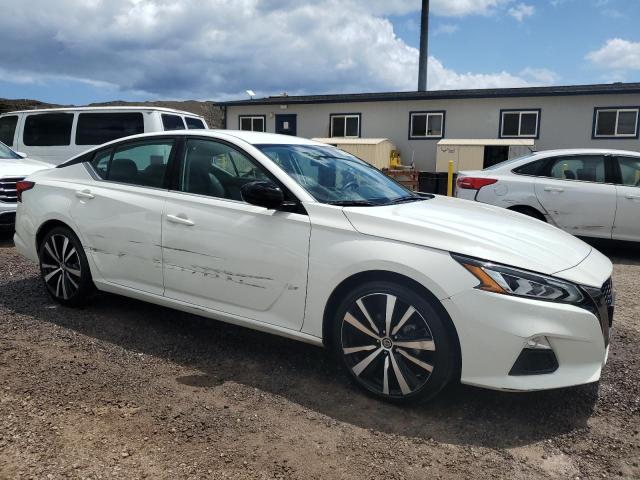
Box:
0 106 208 165
456 149 640 242
0 141 52 230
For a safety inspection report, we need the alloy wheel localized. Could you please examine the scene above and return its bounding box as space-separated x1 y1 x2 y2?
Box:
340 292 436 398
40 234 82 300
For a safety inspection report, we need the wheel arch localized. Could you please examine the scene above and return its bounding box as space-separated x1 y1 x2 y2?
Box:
507 205 547 222
322 269 462 377
35 219 80 250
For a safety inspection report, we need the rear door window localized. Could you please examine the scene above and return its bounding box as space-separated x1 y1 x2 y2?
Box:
108 140 174 188
185 117 205 129
23 113 74 146
545 155 606 183
90 149 112 179
76 112 144 145
162 114 186 131
0 115 18 146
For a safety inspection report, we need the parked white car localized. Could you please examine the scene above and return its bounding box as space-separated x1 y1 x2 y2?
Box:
0 141 52 230
456 149 640 241
0 106 207 165
14 131 613 402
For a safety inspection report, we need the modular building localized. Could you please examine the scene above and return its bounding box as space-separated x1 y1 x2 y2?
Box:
220 82 640 172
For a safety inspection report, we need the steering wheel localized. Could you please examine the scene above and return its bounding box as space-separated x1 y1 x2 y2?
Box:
342 181 359 192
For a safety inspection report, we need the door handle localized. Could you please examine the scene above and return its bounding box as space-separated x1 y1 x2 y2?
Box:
166 214 195 226
544 187 564 193
625 194 640 200
75 189 95 199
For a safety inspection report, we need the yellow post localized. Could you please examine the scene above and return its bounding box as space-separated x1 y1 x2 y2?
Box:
447 160 454 196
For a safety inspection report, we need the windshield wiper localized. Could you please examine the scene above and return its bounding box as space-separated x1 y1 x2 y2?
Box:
384 195 425 205
326 200 379 206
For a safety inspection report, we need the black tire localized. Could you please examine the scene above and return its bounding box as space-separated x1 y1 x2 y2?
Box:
332 280 457 403
509 206 546 222
38 226 96 307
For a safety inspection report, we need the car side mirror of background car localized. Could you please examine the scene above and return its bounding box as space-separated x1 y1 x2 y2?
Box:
241 181 286 209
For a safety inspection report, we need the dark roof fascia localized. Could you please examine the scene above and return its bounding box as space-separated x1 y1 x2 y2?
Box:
218 83 640 107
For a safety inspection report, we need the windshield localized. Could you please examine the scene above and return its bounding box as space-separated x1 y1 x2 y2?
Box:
0 142 20 160
256 144 421 206
483 152 537 171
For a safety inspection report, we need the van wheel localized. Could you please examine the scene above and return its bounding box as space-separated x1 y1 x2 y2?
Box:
38 226 95 307
332 281 456 403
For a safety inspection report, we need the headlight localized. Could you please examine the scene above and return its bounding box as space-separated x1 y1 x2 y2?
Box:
452 254 584 304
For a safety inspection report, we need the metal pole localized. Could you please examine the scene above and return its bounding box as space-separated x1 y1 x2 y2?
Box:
417 0 429 91
447 160 454 196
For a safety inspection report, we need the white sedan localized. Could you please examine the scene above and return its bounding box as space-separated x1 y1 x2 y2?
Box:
14 131 613 402
456 149 640 241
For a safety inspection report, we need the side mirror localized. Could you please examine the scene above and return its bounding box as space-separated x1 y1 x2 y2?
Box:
15 151 27 158
240 181 285 209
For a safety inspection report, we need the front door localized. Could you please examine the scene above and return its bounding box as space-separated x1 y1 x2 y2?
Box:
613 155 640 241
70 138 175 295
275 114 297 136
534 154 616 238
161 137 310 331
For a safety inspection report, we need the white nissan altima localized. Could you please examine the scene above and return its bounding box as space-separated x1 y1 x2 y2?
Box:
14 131 614 402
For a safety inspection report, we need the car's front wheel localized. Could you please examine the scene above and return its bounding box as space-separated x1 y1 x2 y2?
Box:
38 226 95 307
333 280 457 403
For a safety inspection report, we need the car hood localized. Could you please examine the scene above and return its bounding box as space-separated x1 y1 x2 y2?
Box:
343 196 592 275
0 158 54 177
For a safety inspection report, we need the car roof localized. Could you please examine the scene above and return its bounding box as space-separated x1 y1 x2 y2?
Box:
59 130 329 166
0 105 205 118
532 148 640 157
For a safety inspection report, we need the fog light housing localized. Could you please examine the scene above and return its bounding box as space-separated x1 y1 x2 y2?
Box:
509 336 558 376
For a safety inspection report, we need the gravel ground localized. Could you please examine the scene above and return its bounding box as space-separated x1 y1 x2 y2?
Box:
0 232 638 480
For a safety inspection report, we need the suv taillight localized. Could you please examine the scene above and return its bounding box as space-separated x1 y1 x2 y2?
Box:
456 177 498 190
16 181 35 202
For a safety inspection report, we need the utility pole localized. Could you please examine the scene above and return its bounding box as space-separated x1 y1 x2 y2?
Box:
417 0 429 91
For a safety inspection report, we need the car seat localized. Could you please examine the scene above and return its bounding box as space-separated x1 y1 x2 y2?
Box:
109 158 139 183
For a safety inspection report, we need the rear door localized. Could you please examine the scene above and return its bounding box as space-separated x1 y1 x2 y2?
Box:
612 155 640 241
534 154 616 238
70 137 176 294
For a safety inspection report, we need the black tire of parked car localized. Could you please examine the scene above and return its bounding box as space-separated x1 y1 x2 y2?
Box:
332 280 457 403
38 226 96 307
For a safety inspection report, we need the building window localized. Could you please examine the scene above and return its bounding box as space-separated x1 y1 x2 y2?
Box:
409 111 445 139
500 110 540 138
593 107 639 138
330 114 360 138
239 115 266 132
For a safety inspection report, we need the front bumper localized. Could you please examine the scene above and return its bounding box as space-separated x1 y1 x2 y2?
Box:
0 202 17 230
443 281 611 392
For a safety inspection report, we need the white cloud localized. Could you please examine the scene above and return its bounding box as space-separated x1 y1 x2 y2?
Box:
519 67 559 84
0 0 554 101
433 23 460 35
348 0 514 17
508 3 535 21
586 38 640 70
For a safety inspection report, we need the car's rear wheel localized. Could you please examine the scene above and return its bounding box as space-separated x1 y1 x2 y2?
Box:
332 281 457 403
38 226 95 306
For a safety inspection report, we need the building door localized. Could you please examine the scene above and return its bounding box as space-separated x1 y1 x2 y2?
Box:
483 146 509 168
275 114 297 136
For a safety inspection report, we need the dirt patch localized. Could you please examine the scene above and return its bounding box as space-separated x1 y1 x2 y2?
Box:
1 233 639 479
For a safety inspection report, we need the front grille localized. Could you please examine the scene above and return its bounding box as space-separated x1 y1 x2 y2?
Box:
601 277 614 307
0 177 24 203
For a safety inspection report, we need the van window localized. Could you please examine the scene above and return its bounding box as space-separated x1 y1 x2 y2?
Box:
185 117 205 129
24 113 74 146
108 140 174 188
76 112 144 145
162 114 185 131
0 116 18 146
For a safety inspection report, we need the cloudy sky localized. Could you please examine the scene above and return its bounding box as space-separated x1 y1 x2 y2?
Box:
0 0 638 104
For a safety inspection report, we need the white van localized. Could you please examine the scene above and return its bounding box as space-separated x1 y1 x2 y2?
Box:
0 106 208 165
